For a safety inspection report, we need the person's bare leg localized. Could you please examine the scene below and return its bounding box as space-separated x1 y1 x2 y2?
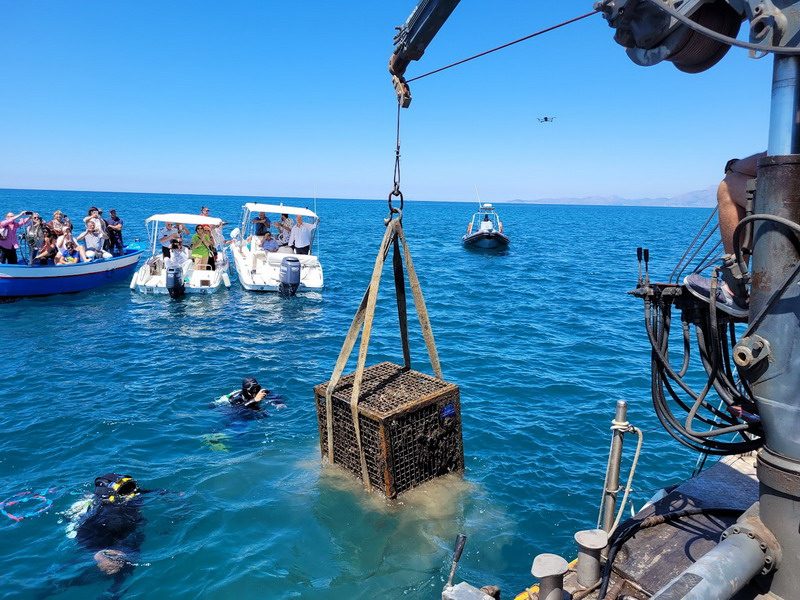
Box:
718 174 748 255
718 152 764 254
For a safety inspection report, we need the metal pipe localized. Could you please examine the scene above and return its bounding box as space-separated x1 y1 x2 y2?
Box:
574 529 608 588
739 52 800 600
768 56 800 156
649 533 765 600
601 400 628 531
531 554 568 600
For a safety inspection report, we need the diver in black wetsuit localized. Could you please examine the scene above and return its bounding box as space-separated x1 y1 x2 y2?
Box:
75 474 146 577
222 377 285 411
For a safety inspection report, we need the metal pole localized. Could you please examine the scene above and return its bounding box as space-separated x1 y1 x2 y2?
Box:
601 400 628 532
747 54 800 599
649 533 766 600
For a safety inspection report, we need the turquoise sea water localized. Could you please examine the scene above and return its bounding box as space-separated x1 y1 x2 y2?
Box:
1 188 715 599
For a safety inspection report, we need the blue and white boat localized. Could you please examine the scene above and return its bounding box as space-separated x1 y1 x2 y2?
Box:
0 250 142 298
462 203 509 250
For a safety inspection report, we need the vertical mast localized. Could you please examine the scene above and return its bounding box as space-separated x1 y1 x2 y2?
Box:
749 54 800 599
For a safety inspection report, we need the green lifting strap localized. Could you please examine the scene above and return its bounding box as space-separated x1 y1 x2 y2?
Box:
323 217 442 491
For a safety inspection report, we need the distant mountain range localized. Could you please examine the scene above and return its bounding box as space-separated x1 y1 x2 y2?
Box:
514 185 717 208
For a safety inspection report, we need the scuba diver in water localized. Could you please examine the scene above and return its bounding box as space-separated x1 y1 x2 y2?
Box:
220 377 286 412
205 378 286 451
45 474 158 599
73 474 146 576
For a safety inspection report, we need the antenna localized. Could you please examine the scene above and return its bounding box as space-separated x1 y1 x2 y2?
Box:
314 185 319 257
474 184 482 206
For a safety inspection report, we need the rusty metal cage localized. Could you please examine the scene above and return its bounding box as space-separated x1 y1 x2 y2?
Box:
315 361 464 498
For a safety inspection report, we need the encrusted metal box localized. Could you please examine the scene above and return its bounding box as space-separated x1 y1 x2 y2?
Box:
314 361 464 498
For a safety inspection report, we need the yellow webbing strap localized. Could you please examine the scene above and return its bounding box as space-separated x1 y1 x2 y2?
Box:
323 217 441 492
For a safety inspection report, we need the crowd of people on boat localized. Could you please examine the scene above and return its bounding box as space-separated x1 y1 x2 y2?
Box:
0 206 125 266
248 211 319 255
158 206 228 272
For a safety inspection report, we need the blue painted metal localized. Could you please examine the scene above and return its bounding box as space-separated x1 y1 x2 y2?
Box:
0 250 142 297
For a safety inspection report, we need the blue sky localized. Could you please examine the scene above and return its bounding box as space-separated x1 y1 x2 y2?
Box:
0 1 772 201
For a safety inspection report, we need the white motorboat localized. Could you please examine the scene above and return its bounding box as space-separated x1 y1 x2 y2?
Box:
462 203 509 250
230 202 323 293
130 213 231 296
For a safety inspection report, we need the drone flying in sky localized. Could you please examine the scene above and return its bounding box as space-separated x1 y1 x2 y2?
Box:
537 116 556 123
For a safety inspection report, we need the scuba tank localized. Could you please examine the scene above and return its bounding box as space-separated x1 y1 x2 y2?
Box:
279 256 301 297
166 266 185 298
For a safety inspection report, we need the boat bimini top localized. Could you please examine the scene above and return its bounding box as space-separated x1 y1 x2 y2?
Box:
145 214 223 227
242 203 318 219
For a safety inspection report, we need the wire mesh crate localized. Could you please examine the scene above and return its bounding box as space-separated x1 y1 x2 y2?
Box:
314 361 464 498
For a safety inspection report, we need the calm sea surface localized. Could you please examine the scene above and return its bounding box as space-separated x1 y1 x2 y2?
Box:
1 188 714 599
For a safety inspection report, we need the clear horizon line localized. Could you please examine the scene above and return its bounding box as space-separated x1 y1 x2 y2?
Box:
0 185 715 208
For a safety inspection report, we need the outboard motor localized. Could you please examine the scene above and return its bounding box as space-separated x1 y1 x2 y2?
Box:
166 266 185 299
279 256 301 297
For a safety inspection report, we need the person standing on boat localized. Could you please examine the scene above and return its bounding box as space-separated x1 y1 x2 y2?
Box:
48 210 67 235
158 222 184 258
106 209 124 256
191 225 215 270
288 215 318 255
275 213 292 246
0 211 31 264
83 208 107 238
24 213 47 265
252 212 271 238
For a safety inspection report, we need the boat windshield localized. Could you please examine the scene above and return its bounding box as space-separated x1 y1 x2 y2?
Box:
469 209 501 233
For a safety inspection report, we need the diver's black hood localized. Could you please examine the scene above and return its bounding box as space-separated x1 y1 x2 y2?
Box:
93 473 139 504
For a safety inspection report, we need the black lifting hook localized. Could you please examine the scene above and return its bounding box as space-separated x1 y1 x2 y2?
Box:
385 189 404 226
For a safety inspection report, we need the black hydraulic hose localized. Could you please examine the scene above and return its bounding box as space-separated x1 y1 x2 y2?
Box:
678 319 691 378
694 324 745 410
646 300 760 452
646 300 732 419
655 366 757 452
597 506 745 600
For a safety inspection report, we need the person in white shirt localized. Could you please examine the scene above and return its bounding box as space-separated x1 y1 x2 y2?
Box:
288 215 318 255
164 239 191 270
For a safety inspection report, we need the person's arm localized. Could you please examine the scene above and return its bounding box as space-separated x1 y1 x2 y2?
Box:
288 227 296 247
76 231 88 242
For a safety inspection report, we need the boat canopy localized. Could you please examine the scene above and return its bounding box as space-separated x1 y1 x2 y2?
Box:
479 203 495 211
145 214 223 226
244 203 318 219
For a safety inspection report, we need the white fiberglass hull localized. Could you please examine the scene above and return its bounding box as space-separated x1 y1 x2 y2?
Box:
231 245 323 292
130 255 231 295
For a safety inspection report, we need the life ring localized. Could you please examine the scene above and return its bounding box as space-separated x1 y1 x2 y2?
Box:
1 491 53 522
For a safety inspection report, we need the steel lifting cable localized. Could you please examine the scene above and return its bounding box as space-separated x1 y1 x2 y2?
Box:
404 10 599 84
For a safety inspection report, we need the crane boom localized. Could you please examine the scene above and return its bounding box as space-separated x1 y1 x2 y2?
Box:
388 0 461 107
